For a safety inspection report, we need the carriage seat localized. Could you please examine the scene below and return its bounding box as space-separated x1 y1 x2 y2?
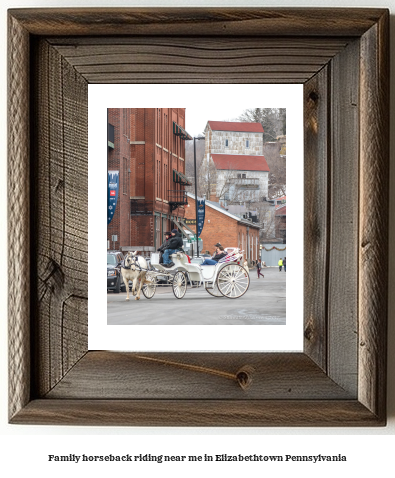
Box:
171 251 189 264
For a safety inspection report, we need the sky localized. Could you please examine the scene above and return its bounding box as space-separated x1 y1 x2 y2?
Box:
184 106 247 137
93 83 296 139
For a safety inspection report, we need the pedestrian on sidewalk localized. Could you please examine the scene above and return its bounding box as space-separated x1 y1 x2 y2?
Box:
283 256 286 272
278 258 283 272
256 259 264 279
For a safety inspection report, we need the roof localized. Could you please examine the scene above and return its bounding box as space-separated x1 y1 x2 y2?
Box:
275 205 286 216
211 154 270 172
186 193 260 229
207 121 264 133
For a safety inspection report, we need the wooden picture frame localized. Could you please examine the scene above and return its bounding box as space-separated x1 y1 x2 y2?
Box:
8 8 389 426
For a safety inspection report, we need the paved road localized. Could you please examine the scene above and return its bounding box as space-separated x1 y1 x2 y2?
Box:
107 267 286 325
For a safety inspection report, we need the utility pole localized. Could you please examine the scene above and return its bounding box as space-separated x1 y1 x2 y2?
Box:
246 226 250 265
193 135 205 257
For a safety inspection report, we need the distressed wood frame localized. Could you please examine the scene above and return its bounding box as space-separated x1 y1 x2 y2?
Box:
8 8 389 426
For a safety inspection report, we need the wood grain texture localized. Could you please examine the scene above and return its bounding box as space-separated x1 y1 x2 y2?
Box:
45 352 354 400
11 399 383 427
48 37 350 85
7 8 389 426
303 67 330 370
8 13 31 421
327 40 360 396
30 39 88 398
359 12 389 420
8 8 387 37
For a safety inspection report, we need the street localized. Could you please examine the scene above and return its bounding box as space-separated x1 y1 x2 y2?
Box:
107 267 286 325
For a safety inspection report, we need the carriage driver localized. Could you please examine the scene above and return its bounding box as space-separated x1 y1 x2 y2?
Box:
157 231 172 263
162 229 183 268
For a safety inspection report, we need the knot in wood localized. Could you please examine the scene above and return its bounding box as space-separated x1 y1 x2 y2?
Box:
236 365 254 390
304 322 314 341
309 91 319 103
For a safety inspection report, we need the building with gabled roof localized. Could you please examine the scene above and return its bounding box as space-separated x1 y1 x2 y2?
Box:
207 121 264 134
203 120 269 205
211 153 270 172
205 121 265 157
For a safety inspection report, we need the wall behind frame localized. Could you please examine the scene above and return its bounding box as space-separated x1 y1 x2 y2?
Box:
1 0 395 444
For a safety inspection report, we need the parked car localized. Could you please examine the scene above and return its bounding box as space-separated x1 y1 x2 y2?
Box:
107 251 126 293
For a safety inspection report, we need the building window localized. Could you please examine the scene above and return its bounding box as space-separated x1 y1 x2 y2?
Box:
156 160 159 198
246 140 250 148
158 108 162 146
155 216 161 249
225 139 228 147
123 157 128 194
164 164 168 201
164 113 168 149
122 109 126 136
108 123 114 148
158 161 161 198
157 109 161 144
121 108 130 140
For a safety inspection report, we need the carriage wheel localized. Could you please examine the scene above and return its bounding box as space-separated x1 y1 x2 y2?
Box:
216 264 250 299
142 276 156 299
172 272 187 299
205 281 224 297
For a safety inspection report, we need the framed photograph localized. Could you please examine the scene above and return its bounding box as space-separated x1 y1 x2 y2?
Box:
90 84 303 351
8 8 389 426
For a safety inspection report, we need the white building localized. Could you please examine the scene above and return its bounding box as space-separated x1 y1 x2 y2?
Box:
203 121 270 203
212 154 269 202
204 120 265 156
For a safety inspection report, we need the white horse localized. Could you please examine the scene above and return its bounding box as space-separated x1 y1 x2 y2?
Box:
121 251 150 301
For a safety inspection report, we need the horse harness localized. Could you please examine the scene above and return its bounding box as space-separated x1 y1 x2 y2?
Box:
122 255 148 272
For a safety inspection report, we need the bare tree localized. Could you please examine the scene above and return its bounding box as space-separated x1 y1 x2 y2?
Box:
253 198 277 241
237 108 286 198
184 139 205 195
195 157 218 198
263 143 286 198
238 108 286 142
206 159 264 205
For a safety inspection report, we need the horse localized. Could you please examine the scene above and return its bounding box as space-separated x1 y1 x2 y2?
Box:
120 251 150 301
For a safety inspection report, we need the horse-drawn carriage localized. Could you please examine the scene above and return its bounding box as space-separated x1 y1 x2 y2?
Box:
141 248 250 300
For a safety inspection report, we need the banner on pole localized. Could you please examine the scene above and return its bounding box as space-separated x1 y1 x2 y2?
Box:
197 198 205 237
108 170 119 225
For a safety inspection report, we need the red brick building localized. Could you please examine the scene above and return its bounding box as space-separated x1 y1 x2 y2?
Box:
107 108 192 254
185 193 260 264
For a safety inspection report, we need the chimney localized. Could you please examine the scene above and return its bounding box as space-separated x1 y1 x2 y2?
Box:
210 192 218 202
209 183 218 202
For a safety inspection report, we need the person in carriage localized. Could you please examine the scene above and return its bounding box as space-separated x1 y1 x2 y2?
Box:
162 229 184 268
157 231 172 264
201 244 228 265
